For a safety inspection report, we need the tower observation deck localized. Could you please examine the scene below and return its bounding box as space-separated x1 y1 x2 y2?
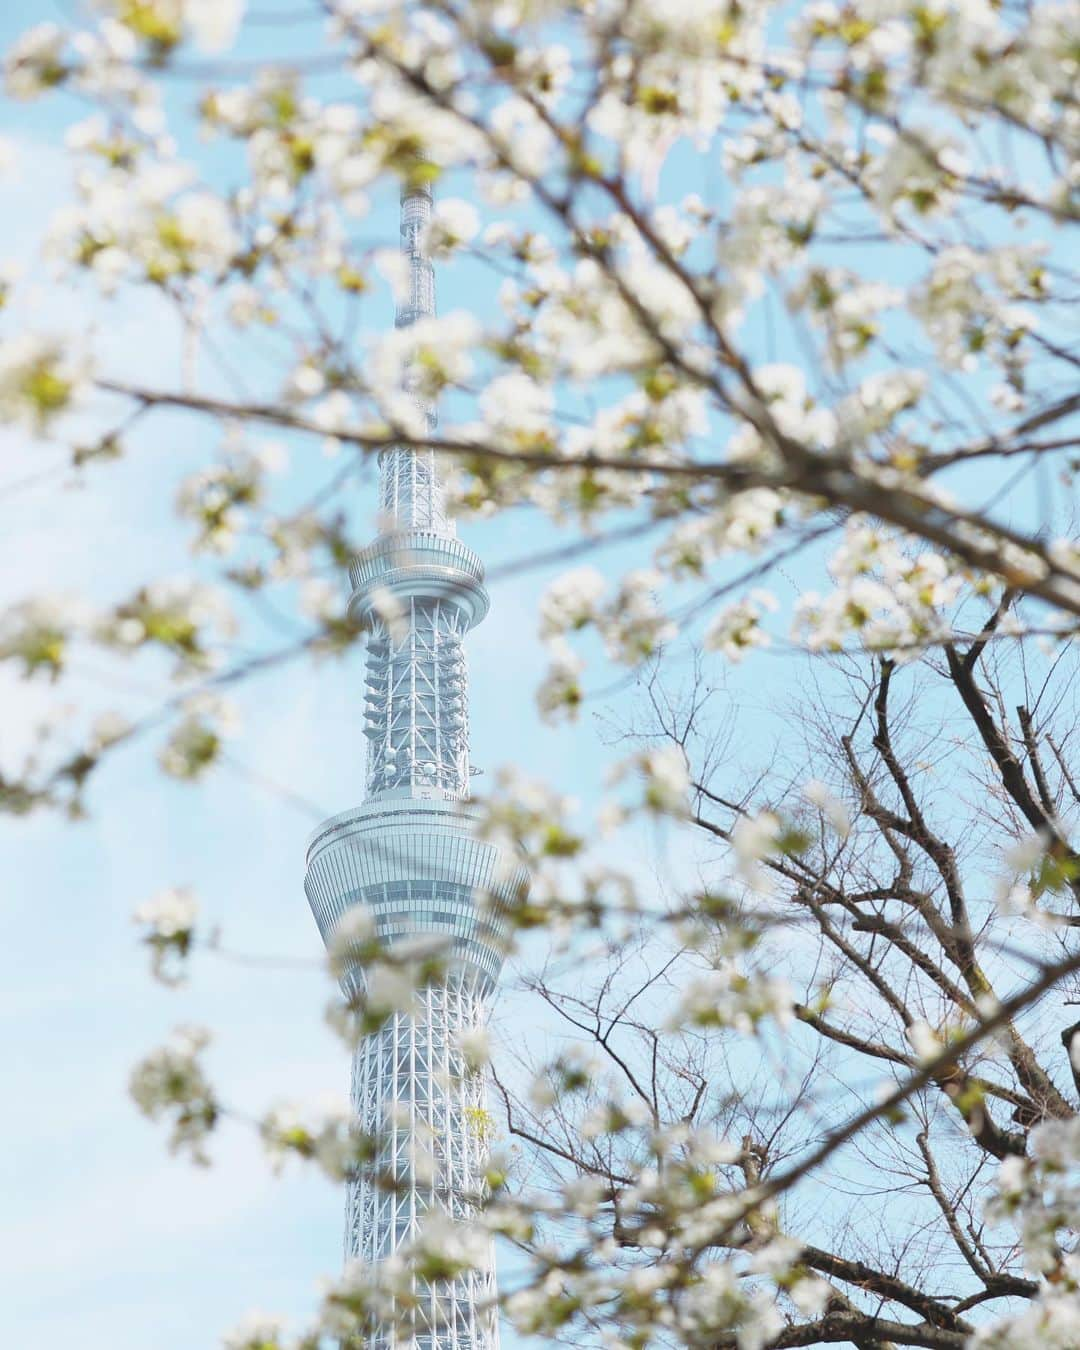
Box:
304 181 524 1350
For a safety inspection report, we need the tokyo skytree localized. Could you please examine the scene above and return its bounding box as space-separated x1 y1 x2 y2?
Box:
303 179 523 1350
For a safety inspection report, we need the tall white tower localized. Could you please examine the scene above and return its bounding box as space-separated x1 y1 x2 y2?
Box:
304 182 523 1349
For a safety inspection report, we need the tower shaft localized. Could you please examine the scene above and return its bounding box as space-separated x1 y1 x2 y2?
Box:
305 181 520 1350
347 982 499 1350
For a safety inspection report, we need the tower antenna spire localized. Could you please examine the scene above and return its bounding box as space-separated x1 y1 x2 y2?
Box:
379 177 449 534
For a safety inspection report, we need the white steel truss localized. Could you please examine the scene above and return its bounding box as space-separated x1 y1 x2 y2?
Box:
379 446 449 536
346 978 499 1350
363 600 471 797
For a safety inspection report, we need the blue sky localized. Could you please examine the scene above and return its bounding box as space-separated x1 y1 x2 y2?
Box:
0 9 711 1343
1 3 1074 1347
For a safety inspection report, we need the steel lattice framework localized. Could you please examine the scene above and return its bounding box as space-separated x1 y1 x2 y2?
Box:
305 181 522 1350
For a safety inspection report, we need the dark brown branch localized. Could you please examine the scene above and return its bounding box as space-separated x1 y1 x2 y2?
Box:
944 641 1064 843
1018 705 1058 818
709 1311 967 1349
490 1069 632 1190
799 1246 972 1334
95 379 1080 620
704 944 1080 1253
914 1130 991 1284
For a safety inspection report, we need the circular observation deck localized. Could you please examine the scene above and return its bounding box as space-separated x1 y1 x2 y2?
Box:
305 797 527 992
348 531 489 630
